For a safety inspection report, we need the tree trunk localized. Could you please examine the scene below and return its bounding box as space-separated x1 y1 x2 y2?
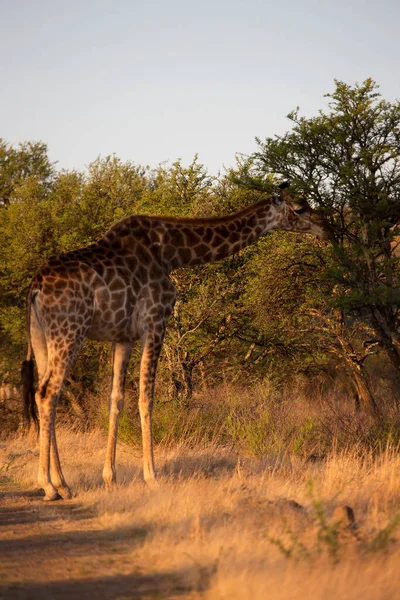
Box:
164 344 194 402
199 359 208 392
329 308 380 418
344 356 380 418
370 308 400 371
176 355 194 403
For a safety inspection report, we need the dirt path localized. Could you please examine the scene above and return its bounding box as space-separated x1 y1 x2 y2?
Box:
0 477 196 600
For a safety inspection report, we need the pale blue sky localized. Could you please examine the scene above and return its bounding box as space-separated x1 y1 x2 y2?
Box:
1 0 399 174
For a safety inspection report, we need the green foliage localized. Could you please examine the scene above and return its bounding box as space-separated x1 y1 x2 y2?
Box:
366 512 400 552
307 482 342 561
292 417 320 455
269 481 400 565
226 404 272 457
266 527 311 561
0 139 55 208
246 79 400 372
143 155 215 217
0 79 399 416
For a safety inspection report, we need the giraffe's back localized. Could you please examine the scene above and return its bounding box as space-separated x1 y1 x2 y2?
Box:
31 236 175 344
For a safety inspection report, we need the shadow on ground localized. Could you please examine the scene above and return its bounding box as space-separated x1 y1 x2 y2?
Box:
0 524 149 559
0 566 209 599
160 452 237 480
0 502 96 526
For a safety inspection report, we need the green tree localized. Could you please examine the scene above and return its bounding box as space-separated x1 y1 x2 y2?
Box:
243 232 379 414
249 79 400 379
0 140 55 208
142 155 215 217
0 141 56 383
148 158 228 397
0 151 148 385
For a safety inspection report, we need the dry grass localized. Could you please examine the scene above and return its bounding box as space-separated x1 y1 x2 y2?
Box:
83 377 400 463
1 426 400 599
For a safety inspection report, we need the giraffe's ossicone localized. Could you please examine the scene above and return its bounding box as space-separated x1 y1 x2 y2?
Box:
21 184 332 500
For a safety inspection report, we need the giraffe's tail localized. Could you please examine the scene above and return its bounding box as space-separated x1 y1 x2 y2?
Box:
21 286 38 429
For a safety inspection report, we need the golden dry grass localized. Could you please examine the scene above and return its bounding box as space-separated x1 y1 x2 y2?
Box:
1 427 400 599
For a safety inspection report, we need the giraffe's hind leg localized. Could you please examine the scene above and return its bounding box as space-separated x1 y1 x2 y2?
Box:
31 306 73 499
35 379 60 501
35 337 85 501
50 420 72 499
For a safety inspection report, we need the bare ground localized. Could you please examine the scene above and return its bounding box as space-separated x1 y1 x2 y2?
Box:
0 428 400 600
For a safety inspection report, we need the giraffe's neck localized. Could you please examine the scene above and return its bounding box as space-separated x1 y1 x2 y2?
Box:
102 196 283 272
102 192 330 272
128 197 277 271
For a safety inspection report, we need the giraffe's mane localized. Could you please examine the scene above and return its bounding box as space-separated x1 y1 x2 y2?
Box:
108 195 276 232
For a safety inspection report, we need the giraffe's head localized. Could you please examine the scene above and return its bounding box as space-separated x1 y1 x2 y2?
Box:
275 182 333 241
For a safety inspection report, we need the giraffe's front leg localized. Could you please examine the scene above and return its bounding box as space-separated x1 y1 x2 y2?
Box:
139 329 164 485
102 342 133 488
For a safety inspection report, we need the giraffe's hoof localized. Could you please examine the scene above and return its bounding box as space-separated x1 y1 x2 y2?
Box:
43 491 62 502
145 477 159 490
58 486 73 500
103 472 117 489
104 480 117 492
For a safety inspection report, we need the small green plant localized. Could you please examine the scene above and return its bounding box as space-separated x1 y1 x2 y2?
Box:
366 512 400 553
292 417 319 455
309 496 341 561
266 519 310 561
225 406 271 457
267 482 348 564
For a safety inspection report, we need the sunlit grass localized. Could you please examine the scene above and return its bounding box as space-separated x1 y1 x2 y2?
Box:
1 424 400 599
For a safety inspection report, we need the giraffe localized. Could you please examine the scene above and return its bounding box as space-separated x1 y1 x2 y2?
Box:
21 183 332 500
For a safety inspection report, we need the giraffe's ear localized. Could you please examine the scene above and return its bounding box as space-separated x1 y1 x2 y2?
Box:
278 181 291 201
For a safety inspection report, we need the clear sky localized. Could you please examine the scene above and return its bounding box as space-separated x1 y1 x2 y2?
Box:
1 0 399 174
